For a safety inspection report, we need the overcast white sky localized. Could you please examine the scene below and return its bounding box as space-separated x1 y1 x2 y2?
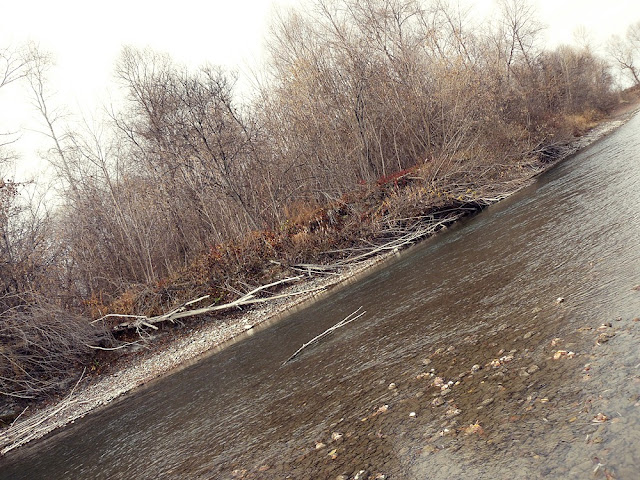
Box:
2 0 640 177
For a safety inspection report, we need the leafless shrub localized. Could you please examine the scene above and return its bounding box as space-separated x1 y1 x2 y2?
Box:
0 297 110 400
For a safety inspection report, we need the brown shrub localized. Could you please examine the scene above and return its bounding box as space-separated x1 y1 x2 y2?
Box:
0 298 110 401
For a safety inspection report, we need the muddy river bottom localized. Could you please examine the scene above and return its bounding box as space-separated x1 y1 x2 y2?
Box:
218 307 640 480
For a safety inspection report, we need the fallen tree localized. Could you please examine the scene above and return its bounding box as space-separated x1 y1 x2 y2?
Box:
99 211 469 334
292 212 465 275
95 276 327 334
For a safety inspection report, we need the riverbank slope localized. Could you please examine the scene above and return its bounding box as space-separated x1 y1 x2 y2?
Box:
0 104 638 457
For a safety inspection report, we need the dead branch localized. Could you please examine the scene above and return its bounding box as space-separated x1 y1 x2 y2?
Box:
0 368 86 456
86 341 143 351
9 406 28 428
90 314 147 325
110 276 326 332
282 307 366 365
294 213 463 274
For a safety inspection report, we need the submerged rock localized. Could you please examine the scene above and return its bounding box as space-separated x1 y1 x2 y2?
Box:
445 407 461 417
421 444 438 455
463 422 484 435
592 413 608 423
527 364 540 374
477 398 494 410
553 350 575 359
597 332 615 344
433 377 445 387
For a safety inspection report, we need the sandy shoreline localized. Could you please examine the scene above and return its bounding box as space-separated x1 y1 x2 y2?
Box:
0 110 635 457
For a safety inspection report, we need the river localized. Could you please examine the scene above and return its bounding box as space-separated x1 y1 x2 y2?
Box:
2 114 640 479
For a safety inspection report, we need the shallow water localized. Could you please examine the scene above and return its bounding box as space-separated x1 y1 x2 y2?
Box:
2 115 640 479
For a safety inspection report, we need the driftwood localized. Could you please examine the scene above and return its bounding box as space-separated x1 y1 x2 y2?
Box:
282 307 366 365
101 212 468 333
0 368 86 455
86 341 144 351
99 276 326 333
294 213 464 274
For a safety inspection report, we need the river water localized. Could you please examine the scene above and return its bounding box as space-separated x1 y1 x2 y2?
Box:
2 115 640 479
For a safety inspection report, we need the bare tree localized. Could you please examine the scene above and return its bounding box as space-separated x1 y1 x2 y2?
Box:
22 44 81 196
608 21 640 86
496 0 543 76
0 45 29 166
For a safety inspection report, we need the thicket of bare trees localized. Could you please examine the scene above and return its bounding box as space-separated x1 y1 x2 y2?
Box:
52 0 614 302
0 0 626 406
1 47 106 406
259 0 613 200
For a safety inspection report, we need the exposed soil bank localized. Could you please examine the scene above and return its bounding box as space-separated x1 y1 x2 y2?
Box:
0 108 637 457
